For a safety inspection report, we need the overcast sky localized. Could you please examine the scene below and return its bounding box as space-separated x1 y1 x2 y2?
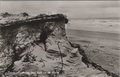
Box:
0 1 120 19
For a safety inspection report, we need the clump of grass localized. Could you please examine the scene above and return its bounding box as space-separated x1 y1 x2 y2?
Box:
100 46 104 48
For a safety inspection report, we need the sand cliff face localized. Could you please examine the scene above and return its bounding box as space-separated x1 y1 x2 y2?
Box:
0 13 118 77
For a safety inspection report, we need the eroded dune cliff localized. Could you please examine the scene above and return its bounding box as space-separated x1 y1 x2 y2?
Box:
0 13 118 77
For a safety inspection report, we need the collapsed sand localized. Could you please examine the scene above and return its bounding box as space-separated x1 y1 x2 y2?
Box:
0 13 118 77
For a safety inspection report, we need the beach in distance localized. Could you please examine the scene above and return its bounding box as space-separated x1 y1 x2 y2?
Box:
66 19 120 74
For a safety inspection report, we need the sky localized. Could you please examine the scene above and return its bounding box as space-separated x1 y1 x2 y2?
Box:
0 1 120 19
